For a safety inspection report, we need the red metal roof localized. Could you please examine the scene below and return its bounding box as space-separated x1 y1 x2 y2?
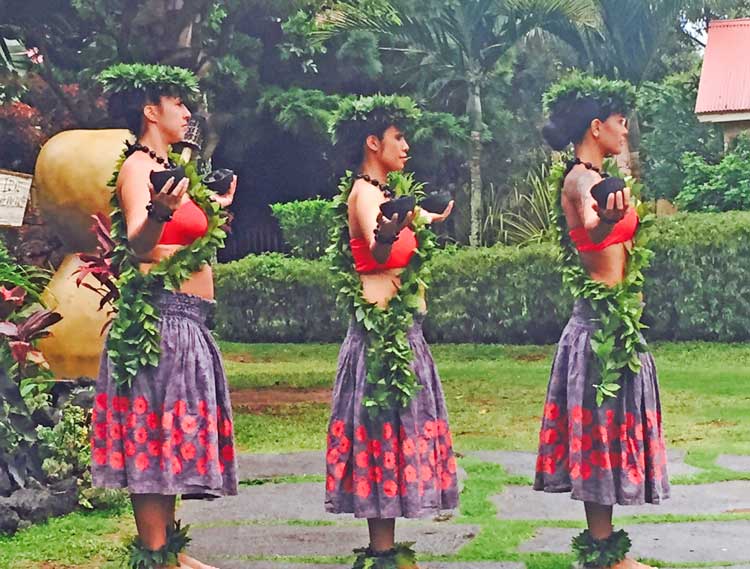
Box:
696 18 750 115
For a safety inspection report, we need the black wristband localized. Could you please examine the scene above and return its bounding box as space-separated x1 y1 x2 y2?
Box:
146 201 174 223
374 228 399 245
598 212 618 225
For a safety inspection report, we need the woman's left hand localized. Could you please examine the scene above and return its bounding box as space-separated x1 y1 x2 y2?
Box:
211 175 238 208
420 200 454 224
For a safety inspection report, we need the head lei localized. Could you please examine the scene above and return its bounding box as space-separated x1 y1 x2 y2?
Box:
542 73 636 150
97 62 200 102
330 94 421 164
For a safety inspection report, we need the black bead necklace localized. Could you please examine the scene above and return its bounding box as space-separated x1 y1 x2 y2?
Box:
125 140 176 168
565 156 609 179
356 173 395 199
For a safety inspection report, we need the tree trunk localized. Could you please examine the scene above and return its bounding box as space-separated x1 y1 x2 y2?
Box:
467 81 483 247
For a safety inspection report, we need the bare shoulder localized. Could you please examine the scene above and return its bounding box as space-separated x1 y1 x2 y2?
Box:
348 178 381 207
117 153 151 199
562 167 600 203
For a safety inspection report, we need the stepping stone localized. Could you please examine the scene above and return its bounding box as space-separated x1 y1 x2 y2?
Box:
468 451 534 478
201 558 524 569
492 480 750 520
716 454 750 472
180 482 458 524
518 521 750 563
237 451 325 479
469 450 702 480
187 522 479 558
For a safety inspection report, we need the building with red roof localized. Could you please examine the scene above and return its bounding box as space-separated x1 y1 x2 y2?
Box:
696 18 750 146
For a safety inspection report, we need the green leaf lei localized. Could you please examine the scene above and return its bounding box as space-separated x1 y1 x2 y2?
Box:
572 529 631 568
550 159 655 405
106 147 228 389
352 541 418 569
329 171 437 419
127 520 191 569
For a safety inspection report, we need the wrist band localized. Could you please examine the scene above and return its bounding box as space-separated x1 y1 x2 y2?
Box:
598 213 618 225
374 228 399 245
146 201 173 223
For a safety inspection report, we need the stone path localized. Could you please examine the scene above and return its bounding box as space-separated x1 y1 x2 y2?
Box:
178 450 750 568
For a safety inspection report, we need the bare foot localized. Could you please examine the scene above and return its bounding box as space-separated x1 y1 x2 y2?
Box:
178 552 219 569
611 558 656 569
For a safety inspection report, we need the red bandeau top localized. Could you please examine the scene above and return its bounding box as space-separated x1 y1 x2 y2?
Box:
568 207 638 252
350 227 417 273
157 199 209 246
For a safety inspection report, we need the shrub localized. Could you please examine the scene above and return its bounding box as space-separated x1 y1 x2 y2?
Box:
675 134 750 212
216 211 750 344
638 72 723 200
270 199 336 259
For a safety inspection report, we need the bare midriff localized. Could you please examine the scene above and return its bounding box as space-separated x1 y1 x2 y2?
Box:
360 269 426 311
138 245 214 299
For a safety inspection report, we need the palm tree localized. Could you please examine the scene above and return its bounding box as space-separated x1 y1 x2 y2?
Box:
382 0 600 245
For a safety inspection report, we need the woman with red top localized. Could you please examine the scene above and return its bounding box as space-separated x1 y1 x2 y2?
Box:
325 96 458 569
92 64 237 569
534 75 669 569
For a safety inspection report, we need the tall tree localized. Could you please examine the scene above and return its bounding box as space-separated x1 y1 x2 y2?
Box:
381 0 600 245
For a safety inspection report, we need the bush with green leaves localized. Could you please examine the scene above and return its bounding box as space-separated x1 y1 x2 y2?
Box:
638 71 723 200
675 134 750 212
215 212 750 343
270 199 336 259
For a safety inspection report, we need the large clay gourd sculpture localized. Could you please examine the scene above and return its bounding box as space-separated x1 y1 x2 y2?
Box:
34 129 132 378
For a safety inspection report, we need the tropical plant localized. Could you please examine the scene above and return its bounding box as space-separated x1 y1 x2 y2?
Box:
494 165 556 245
380 0 600 245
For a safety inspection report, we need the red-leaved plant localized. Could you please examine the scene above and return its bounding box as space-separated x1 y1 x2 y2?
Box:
0 286 62 368
75 213 120 322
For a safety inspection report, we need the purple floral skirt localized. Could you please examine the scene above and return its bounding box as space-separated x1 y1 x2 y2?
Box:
91 291 238 498
534 300 670 506
325 316 459 519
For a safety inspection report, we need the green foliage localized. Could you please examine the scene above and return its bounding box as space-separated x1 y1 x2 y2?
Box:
493 165 556 245
96 63 200 100
270 198 336 259
352 542 418 569
638 71 723 200
571 529 631 568
128 520 190 569
642 210 750 341
215 252 344 342
542 71 636 116
675 134 750 212
258 87 342 138
336 31 383 80
216 211 750 344
36 405 88 483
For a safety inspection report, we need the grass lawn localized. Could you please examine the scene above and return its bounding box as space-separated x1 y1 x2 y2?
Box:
2 341 749 568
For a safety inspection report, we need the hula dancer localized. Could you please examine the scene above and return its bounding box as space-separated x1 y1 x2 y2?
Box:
535 73 670 568
325 95 459 568
91 63 238 569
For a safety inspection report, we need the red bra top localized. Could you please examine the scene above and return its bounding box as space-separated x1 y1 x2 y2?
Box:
569 208 638 252
157 199 209 246
350 228 417 273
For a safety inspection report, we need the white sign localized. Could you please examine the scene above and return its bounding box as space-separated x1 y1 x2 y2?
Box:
0 169 32 227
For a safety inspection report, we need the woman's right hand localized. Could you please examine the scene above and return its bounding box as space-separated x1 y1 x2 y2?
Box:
148 176 189 213
375 209 415 242
592 186 631 224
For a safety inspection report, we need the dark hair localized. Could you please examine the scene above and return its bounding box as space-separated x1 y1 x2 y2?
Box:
335 119 402 171
107 87 182 135
542 95 618 151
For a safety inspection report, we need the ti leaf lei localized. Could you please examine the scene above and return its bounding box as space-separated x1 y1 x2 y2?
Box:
106 146 228 389
550 159 655 405
329 171 437 419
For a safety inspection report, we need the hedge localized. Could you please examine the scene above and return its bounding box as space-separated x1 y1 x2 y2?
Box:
215 212 750 343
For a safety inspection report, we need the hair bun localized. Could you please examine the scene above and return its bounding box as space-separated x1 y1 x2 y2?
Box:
542 120 571 151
